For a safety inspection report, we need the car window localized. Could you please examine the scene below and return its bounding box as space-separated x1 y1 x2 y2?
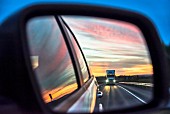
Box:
26 16 78 106
64 26 89 83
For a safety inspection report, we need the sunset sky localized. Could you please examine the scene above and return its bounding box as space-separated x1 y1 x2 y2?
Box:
63 16 153 76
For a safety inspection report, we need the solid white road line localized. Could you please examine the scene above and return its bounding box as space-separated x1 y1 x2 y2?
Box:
118 85 147 104
99 103 103 112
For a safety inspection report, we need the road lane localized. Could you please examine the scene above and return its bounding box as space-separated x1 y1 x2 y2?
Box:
94 83 152 112
118 85 147 104
118 83 153 102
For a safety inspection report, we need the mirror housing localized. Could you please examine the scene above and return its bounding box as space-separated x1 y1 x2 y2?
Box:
0 3 169 113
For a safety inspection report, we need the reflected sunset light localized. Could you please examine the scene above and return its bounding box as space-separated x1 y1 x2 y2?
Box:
63 16 153 76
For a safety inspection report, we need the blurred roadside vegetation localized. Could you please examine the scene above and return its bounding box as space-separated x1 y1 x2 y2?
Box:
116 75 152 83
96 75 152 84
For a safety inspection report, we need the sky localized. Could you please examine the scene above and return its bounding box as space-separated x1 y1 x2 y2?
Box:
0 0 169 76
63 16 153 76
1 0 170 46
1 0 169 76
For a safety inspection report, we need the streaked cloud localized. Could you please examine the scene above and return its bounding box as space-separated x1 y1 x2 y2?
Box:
63 16 152 76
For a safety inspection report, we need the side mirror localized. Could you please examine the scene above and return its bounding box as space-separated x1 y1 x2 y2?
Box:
1 4 169 114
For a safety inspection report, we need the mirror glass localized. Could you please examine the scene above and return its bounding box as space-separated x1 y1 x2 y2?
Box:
27 15 153 113
27 16 78 107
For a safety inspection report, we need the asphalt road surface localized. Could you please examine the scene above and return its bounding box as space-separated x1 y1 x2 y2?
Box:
94 83 153 112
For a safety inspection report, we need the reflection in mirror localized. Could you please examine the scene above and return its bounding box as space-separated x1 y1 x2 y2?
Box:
27 16 78 107
27 15 153 113
63 16 153 111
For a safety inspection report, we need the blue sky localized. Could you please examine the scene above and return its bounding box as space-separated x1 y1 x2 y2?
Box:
1 0 169 76
1 0 170 45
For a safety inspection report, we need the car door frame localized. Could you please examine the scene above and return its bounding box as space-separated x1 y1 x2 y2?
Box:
52 15 97 112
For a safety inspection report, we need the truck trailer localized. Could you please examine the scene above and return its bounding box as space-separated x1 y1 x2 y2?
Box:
106 70 116 85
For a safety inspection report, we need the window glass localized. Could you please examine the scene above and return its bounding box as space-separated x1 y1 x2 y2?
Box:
65 26 89 83
26 16 78 105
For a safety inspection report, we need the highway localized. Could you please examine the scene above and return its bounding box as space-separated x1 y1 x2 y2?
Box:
94 83 153 112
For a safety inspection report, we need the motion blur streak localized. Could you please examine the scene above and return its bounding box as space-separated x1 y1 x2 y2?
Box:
63 16 152 76
43 83 78 103
27 16 78 104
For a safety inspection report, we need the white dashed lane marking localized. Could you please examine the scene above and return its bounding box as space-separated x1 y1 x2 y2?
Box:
99 103 103 112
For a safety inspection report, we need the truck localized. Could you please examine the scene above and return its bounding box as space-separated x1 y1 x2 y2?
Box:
106 70 116 85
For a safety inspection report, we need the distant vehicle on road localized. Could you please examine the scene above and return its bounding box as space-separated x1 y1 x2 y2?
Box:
97 91 103 98
106 70 116 85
